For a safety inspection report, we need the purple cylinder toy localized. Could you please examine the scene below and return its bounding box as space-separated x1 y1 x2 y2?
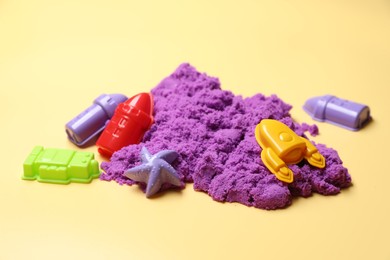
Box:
66 93 128 147
303 95 371 131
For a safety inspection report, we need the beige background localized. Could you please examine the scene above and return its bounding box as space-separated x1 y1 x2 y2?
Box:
1 0 389 259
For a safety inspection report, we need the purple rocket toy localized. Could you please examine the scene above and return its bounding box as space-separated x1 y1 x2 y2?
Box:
66 93 127 147
303 95 371 131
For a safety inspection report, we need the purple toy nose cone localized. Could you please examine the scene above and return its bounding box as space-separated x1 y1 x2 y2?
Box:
109 94 128 106
303 97 319 117
303 95 333 121
96 93 128 118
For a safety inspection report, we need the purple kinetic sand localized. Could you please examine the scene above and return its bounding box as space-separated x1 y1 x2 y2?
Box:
101 63 351 210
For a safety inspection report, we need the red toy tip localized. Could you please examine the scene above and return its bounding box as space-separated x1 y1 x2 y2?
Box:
127 92 154 116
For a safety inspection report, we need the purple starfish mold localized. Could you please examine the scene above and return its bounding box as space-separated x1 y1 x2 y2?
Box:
100 63 351 210
124 147 183 198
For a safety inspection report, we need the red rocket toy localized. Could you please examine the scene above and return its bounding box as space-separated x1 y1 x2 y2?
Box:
96 92 154 158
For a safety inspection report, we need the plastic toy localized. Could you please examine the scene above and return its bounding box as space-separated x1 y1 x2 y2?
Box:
96 93 154 158
124 147 182 197
303 95 371 131
23 146 100 184
255 119 325 183
65 93 127 147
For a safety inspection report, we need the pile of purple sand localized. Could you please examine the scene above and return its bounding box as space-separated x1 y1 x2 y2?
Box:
100 63 351 210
